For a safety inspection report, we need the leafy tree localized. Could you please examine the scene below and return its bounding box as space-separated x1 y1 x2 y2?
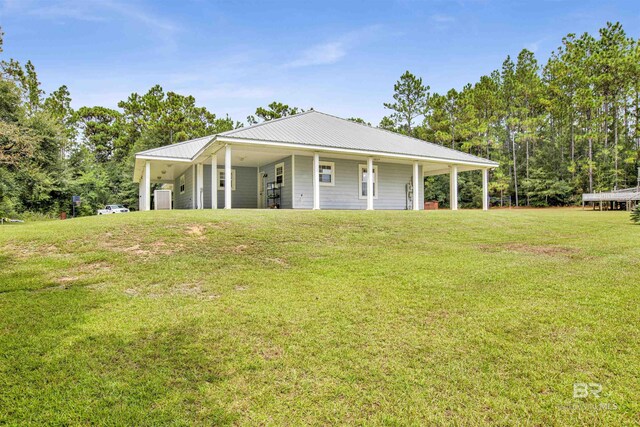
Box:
378 116 396 131
384 71 429 136
248 102 302 124
347 117 371 126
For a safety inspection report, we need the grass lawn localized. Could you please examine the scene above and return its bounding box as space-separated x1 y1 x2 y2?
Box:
0 208 638 425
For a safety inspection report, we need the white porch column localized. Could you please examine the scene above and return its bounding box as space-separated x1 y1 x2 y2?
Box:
138 179 145 211
450 165 458 211
211 153 217 209
412 161 420 211
224 145 232 209
367 157 374 210
313 153 320 210
196 163 204 209
482 168 489 211
143 160 151 211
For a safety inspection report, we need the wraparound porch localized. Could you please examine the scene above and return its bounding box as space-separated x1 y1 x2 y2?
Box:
136 142 491 211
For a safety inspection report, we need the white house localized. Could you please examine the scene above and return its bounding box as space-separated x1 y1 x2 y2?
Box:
133 110 498 211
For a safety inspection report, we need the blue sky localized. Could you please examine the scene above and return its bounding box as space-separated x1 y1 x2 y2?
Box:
1 0 639 125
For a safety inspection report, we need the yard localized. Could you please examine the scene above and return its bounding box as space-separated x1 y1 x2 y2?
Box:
0 209 638 425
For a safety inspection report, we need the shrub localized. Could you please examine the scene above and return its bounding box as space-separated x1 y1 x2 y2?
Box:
632 205 640 224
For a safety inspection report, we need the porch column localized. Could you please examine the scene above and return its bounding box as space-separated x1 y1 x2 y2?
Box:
449 165 458 211
482 168 489 211
313 153 320 210
367 157 374 210
412 161 420 211
138 178 145 211
196 163 204 209
143 160 151 211
211 153 217 209
224 145 232 209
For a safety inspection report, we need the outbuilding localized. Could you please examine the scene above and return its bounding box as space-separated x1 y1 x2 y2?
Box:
133 111 498 210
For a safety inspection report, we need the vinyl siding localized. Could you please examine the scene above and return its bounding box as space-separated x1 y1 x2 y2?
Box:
202 165 258 209
294 156 424 210
258 156 293 209
174 165 195 209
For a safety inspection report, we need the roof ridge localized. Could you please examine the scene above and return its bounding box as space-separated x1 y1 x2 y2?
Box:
137 134 215 155
311 110 494 164
221 110 316 136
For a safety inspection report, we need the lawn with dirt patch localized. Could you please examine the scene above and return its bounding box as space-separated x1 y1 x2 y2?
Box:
0 209 638 425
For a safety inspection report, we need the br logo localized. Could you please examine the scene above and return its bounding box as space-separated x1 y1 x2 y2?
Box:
573 383 602 398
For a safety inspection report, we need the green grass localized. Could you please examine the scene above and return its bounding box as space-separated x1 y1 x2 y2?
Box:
0 209 638 425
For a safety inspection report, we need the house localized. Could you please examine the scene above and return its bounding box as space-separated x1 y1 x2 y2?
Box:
133 111 498 211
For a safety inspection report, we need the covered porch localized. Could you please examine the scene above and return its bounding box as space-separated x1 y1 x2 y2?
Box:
134 140 492 211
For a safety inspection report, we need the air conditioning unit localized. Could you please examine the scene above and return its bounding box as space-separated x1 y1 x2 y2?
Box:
154 189 172 210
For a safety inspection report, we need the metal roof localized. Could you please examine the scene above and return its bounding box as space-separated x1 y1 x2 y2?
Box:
582 190 640 202
136 110 498 166
136 135 214 159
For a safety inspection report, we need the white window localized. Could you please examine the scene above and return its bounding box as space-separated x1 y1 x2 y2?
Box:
179 175 185 194
359 164 378 199
275 162 284 186
318 161 335 186
218 169 236 190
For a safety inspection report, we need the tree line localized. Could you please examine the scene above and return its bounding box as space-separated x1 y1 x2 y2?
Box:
379 22 640 207
1 22 638 217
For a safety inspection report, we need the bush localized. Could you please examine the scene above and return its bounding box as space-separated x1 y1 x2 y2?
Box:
631 205 640 224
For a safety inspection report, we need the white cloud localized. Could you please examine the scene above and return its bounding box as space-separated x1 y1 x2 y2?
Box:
524 38 546 53
2 0 180 49
285 41 347 68
284 25 383 68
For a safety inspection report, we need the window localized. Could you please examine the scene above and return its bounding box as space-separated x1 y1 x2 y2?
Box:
218 169 236 190
275 162 284 186
359 164 378 199
179 175 185 194
318 161 335 186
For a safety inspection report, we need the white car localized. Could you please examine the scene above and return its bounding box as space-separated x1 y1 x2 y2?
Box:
97 204 130 215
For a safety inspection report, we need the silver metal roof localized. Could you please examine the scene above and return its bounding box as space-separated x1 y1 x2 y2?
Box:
582 190 640 202
136 110 497 166
136 135 214 159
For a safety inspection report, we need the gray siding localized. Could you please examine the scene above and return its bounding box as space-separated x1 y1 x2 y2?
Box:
174 165 195 209
202 165 258 209
294 156 424 210
258 156 293 209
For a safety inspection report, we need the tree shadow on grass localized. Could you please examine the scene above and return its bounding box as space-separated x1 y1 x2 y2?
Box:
0 286 238 425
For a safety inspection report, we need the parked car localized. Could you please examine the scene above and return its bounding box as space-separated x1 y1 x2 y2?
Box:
97 204 130 215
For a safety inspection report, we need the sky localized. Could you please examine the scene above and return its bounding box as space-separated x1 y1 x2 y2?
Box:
1 0 639 125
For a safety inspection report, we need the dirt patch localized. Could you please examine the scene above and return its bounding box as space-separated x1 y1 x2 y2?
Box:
259 346 284 360
234 284 249 291
51 261 114 285
122 244 150 255
186 224 205 237
479 243 580 257
209 221 232 229
1 242 62 260
232 244 248 254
